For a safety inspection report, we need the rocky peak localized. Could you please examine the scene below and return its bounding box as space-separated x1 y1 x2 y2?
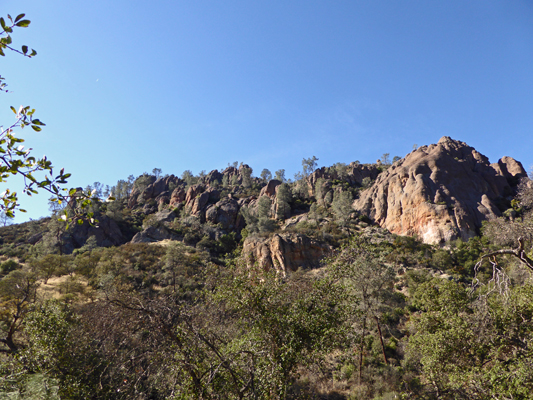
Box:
354 136 526 244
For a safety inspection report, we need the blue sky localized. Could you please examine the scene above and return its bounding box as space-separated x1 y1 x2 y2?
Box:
2 0 533 222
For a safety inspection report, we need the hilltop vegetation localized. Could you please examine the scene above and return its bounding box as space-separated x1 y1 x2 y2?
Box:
1 146 533 399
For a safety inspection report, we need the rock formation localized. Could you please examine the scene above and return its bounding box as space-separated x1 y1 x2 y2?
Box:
205 197 244 231
354 136 527 244
128 175 182 208
307 163 381 195
34 137 527 257
242 233 331 276
259 179 282 198
61 213 125 253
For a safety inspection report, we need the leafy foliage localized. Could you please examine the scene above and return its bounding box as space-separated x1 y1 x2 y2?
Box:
0 15 77 218
408 279 533 399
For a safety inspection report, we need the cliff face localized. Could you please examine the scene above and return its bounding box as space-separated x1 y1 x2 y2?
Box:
354 136 527 244
242 233 331 276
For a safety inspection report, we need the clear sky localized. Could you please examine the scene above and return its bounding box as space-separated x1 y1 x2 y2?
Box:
2 0 533 222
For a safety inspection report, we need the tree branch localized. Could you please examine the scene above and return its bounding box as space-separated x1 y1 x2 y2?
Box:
478 237 533 272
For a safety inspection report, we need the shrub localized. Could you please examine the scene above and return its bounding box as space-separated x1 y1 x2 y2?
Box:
0 259 20 276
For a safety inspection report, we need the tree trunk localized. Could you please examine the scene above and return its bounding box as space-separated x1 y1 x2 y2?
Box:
375 316 388 365
0 336 18 353
358 315 366 385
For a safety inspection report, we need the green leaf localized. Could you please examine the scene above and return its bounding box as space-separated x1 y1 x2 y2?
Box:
15 20 31 28
31 125 42 132
10 106 16 114
14 14 25 23
0 18 5 30
22 45 28 54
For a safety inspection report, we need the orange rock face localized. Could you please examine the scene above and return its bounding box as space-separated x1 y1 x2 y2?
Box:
354 136 527 244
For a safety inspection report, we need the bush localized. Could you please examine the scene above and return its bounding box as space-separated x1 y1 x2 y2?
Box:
0 259 20 276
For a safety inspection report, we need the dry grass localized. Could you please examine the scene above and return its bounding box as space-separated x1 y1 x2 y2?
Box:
148 238 176 247
37 274 94 302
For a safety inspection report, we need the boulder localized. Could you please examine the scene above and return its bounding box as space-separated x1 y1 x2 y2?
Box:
131 225 175 243
354 136 527 244
205 197 243 231
282 214 310 230
152 209 177 224
259 179 282 198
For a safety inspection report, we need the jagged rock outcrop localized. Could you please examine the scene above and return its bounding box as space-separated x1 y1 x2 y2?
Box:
221 166 239 183
307 163 381 193
492 156 528 187
184 185 221 219
201 169 223 186
354 136 527 244
142 175 180 200
242 233 331 275
128 175 183 208
205 197 244 231
56 214 125 253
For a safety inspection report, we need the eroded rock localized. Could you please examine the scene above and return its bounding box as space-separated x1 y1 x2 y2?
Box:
242 233 331 276
354 136 527 244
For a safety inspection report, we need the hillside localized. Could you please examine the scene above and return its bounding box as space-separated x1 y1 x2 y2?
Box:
1 137 532 399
